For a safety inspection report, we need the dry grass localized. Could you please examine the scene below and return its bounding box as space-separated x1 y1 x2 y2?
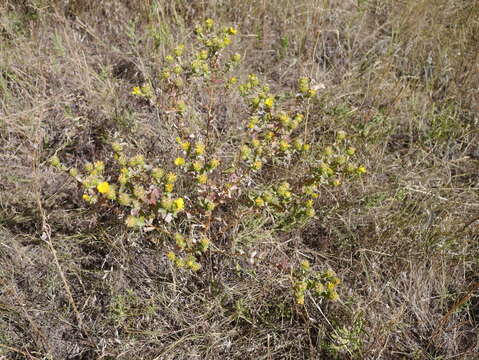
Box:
1 0 478 359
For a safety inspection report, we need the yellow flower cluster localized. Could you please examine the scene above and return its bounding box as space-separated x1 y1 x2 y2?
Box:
131 84 153 98
294 263 341 305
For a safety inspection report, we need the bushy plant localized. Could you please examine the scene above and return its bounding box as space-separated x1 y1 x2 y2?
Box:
50 19 366 306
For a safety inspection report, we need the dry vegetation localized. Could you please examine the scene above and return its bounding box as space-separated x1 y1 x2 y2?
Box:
1 0 478 359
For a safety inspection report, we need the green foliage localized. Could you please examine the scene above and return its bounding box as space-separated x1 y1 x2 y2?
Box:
325 315 365 358
51 19 366 307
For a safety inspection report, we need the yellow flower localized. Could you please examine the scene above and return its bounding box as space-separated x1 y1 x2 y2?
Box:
279 140 290 152
186 257 195 268
165 173 177 183
205 18 214 29
173 198 185 211
264 97 274 109
264 131 275 141
227 26 237 35
82 194 91 202
97 181 110 194
357 165 367 174
174 157 186 166
332 179 341 187
222 35 231 46
190 261 201 272
192 161 203 172
278 112 290 127
164 183 174 193
255 197 265 207
209 158 220 169
174 44 185 57
300 260 310 271
194 142 205 156
328 291 340 301
166 252 176 261
251 160 262 171
175 257 185 268
131 86 142 96
176 137 191 151
248 117 259 129
248 74 259 86
197 174 208 184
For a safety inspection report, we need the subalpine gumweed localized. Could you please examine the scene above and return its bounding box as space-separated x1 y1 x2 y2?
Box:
51 19 367 309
